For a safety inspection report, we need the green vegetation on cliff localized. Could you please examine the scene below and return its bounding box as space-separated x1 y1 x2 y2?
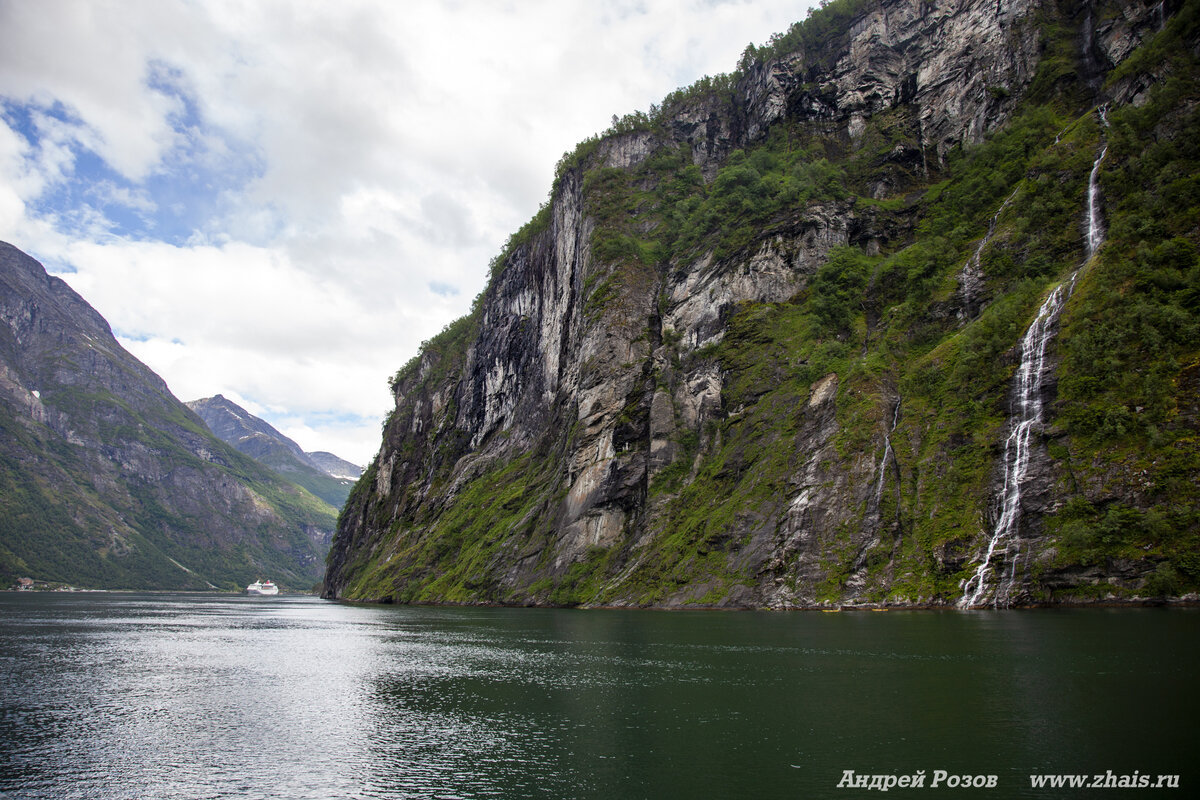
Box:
328 0 1200 607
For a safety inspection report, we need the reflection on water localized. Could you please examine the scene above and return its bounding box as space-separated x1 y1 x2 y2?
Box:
1 595 1197 799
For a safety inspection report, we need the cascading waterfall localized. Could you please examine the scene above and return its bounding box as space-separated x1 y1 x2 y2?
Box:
975 190 1018 263
960 108 1109 608
957 188 1019 320
1087 105 1109 254
960 280 1073 607
873 400 901 510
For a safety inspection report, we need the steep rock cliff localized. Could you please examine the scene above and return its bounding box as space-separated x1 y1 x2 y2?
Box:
326 0 1199 607
0 243 334 590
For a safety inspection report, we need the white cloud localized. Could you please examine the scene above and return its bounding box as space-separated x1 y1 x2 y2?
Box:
0 0 818 465
0 1 196 181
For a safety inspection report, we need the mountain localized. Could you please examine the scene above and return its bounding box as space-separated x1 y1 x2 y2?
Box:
0 242 335 591
186 394 361 509
325 0 1200 608
306 451 363 481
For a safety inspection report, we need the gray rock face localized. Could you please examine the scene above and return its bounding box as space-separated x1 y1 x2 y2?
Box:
0 242 334 590
325 0 1179 607
664 206 851 353
738 0 1041 164
188 395 307 463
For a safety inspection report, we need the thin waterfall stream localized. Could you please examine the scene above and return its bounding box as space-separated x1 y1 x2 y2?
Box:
957 188 1019 319
874 400 900 510
961 108 1109 608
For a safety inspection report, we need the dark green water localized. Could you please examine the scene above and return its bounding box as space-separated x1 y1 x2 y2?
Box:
0 593 1195 799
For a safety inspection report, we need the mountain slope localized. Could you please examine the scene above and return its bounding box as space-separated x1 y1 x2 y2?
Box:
187 395 360 509
0 242 335 590
325 0 1200 608
306 451 363 481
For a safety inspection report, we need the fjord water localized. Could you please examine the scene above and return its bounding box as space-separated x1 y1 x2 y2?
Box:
2 594 1196 799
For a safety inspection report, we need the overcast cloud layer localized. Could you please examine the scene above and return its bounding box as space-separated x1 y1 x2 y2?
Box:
0 0 817 465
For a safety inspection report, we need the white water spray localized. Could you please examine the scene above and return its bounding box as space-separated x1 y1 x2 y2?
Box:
960 109 1109 608
1086 106 1109 256
957 188 1019 318
960 280 1072 607
874 400 900 509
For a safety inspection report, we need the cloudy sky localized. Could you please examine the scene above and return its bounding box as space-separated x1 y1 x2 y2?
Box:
0 0 818 465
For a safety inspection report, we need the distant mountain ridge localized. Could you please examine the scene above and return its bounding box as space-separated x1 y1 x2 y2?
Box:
186 395 361 508
0 242 334 591
306 451 363 481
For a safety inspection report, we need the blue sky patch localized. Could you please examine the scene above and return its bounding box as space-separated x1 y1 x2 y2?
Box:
428 280 459 297
2 76 264 246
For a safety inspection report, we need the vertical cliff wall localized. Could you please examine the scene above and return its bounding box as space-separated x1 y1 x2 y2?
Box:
326 0 1200 607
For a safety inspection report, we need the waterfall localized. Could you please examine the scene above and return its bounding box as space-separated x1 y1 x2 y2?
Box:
873 400 900 509
960 280 1073 607
971 190 1017 268
1086 106 1109 258
960 109 1109 608
957 188 1019 319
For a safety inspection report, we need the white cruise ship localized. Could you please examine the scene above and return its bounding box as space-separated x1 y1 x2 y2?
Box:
245 579 279 596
